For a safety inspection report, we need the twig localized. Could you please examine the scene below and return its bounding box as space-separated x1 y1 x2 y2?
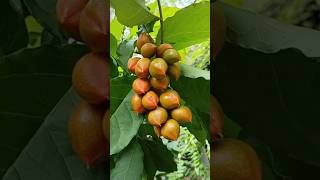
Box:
157 0 164 43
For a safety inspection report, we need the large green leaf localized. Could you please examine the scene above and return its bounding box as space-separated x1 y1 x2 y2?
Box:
111 140 144 180
110 76 134 114
2 89 107 180
116 39 135 73
0 45 87 178
156 2 210 50
111 0 159 27
110 91 144 155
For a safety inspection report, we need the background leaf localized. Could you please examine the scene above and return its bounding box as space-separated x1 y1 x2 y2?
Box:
116 40 135 73
110 76 134 115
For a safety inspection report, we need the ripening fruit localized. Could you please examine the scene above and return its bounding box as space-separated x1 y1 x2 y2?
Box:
212 1 226 58
163 49 181 64
147 107 168 126
135 58 151 78
142 91 159 110
56 0 88 40
149 58 168 80
171 106 192 123
72 52 109 104
69 101 107 167
132 78 150 95
211 139 262 180
131 93 145 113
127 57 140 73
157 43 173 57
150 76 170 91
141 43 157 58
102 110 109 140
168 63 181 81
211 95 224 142
153 126 161 137
161 119 180 141
160 90 180 110
137 32 154 51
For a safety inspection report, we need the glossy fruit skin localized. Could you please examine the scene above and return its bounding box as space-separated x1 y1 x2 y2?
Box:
69 101 107 167
131 93 145 113
149 58 168 80
142 91 159 110
150 76 170 91
211 139 262 180
127 57 140 73
211 95 224 142
160 90 180 110
141 43 157 58
132 78 150 95
56 0 88 40
157 43 173 57
168 62 181 81
171 106 192 123
212 1 226 58
102 110 109 140
135 58 151 78
163 49 181 64
153 126 161 137
137 32 154 51
79 0 108 52
147 107 168 126
72 52 109 104
161 119 180 141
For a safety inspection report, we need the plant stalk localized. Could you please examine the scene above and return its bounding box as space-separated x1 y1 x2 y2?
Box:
157 0 164 43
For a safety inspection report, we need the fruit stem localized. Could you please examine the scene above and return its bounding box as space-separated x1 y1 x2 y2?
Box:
157 0 164 44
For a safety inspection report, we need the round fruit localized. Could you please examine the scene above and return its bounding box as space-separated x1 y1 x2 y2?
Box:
135 58 151 78
127 57 140 73
157 43 173 57
211 95 224 142
161 119 180 141
142 91 159 110
171 106 192 123
69 101 107 167
102 110 109 140
79 0 108 52
72 52 109 104
153 126 161 137
211 139 262 180
136 32 154 51
168 62 181 81
160 90 180 110
131 93 145 113
149 58 168 80
212 1 226 58
132 78 150 95
56 0 88 40
147 107 168 126
163 49 181 64
150 76 170 91
141 43 157 58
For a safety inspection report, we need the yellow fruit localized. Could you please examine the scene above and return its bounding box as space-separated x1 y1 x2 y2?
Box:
161 119 180 141
142 91 159 110
141 43 157 58
147 107 168 126
171 106 192 123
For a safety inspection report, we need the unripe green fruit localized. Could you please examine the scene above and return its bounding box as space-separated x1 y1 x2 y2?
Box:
132 78 150 95
153 126 161 137
135 58 151 78
150 76 170 91
131 93 145 113
160 90 180 110
137 32 154 51
157 43 173 57
141 43 157 58
142 91 159 110
171 106 192 123
161 119 180 141
127 57 140 73
168 62 181 81
149 58 168 80
163 49 181 64
147 107 168 126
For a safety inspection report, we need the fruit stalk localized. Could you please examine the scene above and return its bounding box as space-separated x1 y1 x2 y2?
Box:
157 0 164 44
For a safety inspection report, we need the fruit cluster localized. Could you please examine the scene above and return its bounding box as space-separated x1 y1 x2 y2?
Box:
56 0 109 167
128 32 192 141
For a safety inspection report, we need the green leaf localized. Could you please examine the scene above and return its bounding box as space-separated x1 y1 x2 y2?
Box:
116 40 135 73
111 140 144 180
2 89 107 180
181 64 210 80
110 33 118 58
110 76 134 115
156 2 210 50
111 0 159 27
110 91 144 155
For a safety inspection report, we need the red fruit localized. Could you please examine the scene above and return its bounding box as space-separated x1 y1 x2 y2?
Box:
136 32 154 51
149 58 168 80
135 58 151 78
142 91 159 110
171 106 192 123
56 0 88 40
168 63 181 81
150 76 170 91
147 107 168 126
159 90 180 110
141 43 157 58
72 52 109 104
157 43 173 57
132 78 150 95
127 57 140 73
131 93 145 113
161 119 180 141
211 95 224 142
